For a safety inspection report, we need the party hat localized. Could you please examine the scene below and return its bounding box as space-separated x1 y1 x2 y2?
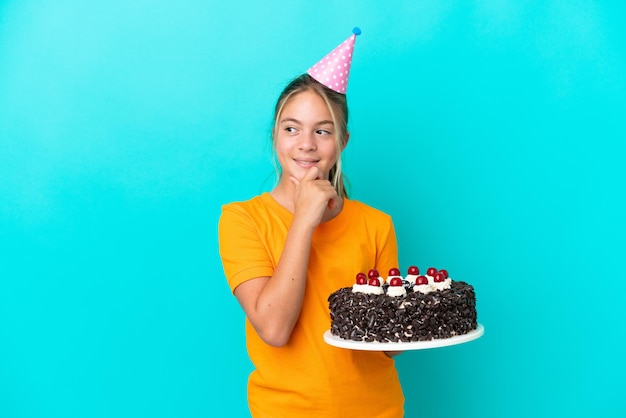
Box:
307 27 361 94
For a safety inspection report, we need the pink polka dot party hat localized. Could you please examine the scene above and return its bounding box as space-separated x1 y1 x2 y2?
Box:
307 27 361 94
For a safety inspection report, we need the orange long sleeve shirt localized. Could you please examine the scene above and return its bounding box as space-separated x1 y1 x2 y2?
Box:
218 193 404 418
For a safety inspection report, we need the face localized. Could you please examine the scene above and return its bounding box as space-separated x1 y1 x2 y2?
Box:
274 90 340 183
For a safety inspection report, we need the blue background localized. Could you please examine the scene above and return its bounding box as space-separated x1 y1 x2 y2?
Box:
1 1 625 417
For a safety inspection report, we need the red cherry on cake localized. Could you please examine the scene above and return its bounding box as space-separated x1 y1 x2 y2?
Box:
368 269 380 278
407 266 419 275
427 267 438 276
415 276 429 285
388 267 401 276
389 277 403 287
439 269 449 279
356 272 368 285
368 277 381 287
433 272 446 283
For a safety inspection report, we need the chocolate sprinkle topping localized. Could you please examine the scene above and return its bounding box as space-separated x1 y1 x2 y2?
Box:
328 281 477 342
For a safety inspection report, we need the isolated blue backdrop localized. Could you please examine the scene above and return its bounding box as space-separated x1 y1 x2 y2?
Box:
1 1 625 417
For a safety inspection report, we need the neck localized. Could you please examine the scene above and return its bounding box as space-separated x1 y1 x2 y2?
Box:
270 180 296 212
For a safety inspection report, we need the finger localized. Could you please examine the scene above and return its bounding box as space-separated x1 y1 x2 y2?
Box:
289 167 320 188
302 166 321 181
289 175 300 188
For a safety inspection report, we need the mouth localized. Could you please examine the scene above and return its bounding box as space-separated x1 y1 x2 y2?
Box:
293 158 320 168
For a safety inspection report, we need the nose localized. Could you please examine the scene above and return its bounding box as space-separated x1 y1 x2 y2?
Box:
298 131 317 151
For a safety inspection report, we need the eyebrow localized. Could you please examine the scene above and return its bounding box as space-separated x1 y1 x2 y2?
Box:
279 117 334 126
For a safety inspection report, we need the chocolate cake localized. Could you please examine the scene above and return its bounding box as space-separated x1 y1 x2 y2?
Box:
328 266 477 343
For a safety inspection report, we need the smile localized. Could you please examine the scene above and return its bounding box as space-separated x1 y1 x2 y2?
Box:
294 159 319 168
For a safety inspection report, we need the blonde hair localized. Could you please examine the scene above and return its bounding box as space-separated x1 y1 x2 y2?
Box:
271 74 349 198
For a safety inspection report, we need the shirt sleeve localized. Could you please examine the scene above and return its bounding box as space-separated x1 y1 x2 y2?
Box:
218 203 275 293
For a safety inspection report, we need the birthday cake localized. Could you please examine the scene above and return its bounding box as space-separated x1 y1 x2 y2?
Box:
328 266 477 343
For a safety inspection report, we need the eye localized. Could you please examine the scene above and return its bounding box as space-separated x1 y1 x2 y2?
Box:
316 129 332 135
284 126 297 133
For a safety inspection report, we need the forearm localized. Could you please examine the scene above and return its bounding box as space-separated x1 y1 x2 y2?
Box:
235 169 338 346
247 218 315 346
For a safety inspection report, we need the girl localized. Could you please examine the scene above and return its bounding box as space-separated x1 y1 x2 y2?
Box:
218 33 404 417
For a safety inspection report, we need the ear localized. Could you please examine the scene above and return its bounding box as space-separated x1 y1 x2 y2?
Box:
341 132 350 151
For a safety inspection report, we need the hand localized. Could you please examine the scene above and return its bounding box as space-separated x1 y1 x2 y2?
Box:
289 167 339 228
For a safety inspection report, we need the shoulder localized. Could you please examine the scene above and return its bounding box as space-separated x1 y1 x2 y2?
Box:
219 193 291 233
339 199 397 245
219 194 268 229
341 199 395 231
221 193 269 216
344 199 392 220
